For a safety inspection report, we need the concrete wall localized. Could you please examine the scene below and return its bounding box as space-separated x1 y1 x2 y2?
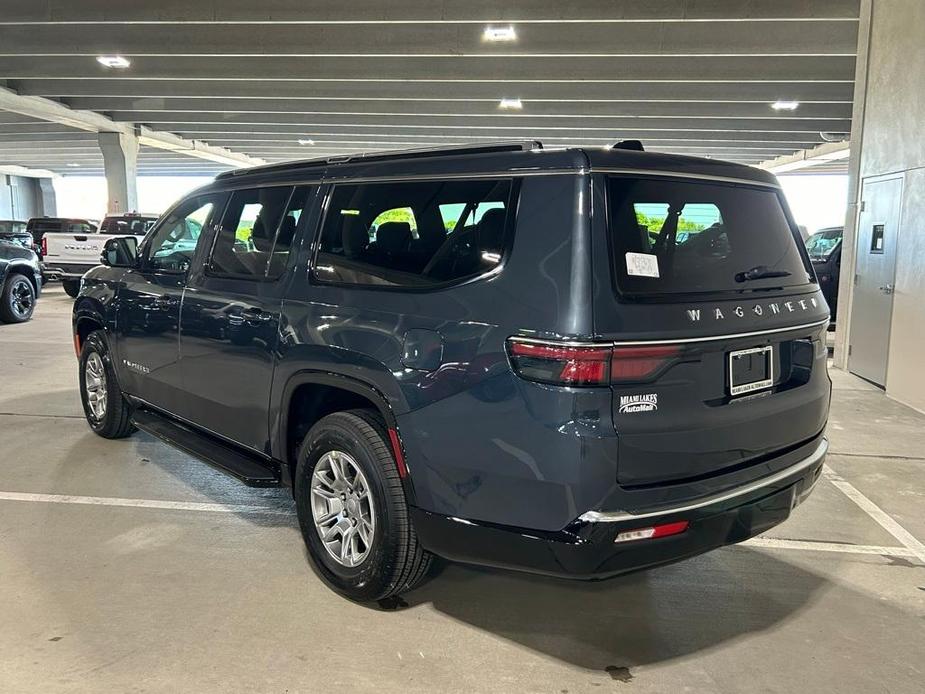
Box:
844 0 925 412
0 175 56 220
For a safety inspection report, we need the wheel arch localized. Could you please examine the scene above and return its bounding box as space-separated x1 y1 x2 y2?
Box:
4 261 38 292
276 371 414 501
72 299 107 355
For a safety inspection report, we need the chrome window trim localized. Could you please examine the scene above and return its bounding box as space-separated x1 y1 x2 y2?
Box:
579 438 827 523
510 318 829 348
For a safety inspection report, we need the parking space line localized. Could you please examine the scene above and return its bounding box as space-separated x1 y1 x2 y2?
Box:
744 537 917 558
823 465 925 564
0 489 919 562
0 490 290 516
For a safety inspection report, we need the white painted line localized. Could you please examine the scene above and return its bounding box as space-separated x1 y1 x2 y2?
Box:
0 487 920 563
743 537 917 558
0 490 290 516
823 465 925 564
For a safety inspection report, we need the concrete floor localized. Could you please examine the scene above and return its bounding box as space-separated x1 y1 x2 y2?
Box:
1 286 923 694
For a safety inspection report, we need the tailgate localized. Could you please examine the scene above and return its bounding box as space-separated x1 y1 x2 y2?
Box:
611 319 829 487
44 234 106 263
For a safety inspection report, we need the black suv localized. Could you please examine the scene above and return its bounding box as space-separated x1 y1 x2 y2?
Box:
73 142 830 601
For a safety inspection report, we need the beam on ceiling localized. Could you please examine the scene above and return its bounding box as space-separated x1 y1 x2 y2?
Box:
0 84 264 168
0 55 856 82
5 79 857 103
0 0 861 22
0 163 59 178
757 140 850 172
61 97 853 120
0 21 858 56
115 112 850 133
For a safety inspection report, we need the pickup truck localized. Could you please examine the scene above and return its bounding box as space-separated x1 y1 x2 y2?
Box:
40 213 158 296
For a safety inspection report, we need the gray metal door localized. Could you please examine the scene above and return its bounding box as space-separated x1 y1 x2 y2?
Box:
848 176 903 386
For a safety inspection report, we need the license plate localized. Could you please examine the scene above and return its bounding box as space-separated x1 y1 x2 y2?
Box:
728 345 774 396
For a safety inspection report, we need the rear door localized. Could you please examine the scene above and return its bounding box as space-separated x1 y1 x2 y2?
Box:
596 174 830 487
177 185 313 453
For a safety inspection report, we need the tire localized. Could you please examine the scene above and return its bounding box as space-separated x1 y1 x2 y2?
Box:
0 273 36 323
294 409 432 602
78 331 136 439
62 279 81 298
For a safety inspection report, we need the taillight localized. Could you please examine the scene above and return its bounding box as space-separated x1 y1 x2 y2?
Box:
40 236 47 257
507 339 681 386
507 340 611 386
610 345 681 381
614 520 689 544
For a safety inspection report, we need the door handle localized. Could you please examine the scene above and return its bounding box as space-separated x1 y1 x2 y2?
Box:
242 308 273 322
878 284 894 294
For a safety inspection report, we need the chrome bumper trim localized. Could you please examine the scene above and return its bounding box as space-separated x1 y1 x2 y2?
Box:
579 438 828 523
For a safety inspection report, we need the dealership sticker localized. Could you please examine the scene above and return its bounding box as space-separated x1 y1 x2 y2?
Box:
625 252 660 278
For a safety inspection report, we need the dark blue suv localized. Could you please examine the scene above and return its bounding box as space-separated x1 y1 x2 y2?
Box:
73 142 830 601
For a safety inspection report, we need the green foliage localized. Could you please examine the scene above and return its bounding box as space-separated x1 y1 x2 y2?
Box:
636 213 710 234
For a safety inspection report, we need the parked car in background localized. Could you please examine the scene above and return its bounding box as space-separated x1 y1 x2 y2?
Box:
99 212 159 236
40 213 159 297
73 142 830 602
0 238 41 323
0 220 35 251
805 226 843 323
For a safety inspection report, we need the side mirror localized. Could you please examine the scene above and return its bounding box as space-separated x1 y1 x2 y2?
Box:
101 236 139 268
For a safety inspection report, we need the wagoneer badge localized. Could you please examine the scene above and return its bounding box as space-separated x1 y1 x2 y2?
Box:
686 297 818 322
619 394 658 413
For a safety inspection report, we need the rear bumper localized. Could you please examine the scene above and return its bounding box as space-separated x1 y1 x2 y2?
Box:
412 438 826 579
41 262 94 281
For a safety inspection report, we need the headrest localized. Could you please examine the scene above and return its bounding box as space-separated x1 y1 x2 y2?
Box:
275 215 297 249
476 208 506 250
341 217 369 258
250 216 274 252
375 222 412 253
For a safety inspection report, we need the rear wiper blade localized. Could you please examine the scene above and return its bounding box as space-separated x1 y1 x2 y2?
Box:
735 265 792 283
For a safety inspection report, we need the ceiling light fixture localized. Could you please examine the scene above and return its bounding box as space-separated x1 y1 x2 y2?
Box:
66 163 81 167
96 55 131 69
498 98 523 110
297 138 315 146
771 100 800 111
482 25 517 42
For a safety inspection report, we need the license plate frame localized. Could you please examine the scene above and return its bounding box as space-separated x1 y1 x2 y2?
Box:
728 345 774 396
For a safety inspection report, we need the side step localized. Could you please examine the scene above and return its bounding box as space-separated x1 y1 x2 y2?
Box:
132 408 281 487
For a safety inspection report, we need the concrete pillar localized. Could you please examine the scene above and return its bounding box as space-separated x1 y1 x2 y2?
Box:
833 0 873 370
36 177 57 216
98 131 139 214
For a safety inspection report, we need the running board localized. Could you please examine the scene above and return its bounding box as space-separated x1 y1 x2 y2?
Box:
132 408 281 487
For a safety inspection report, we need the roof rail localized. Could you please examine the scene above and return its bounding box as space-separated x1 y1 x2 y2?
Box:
215 140 544 180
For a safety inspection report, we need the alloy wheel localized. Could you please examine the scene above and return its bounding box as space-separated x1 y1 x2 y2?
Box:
10 278 34 318
310 450 376 568
84 352 108 421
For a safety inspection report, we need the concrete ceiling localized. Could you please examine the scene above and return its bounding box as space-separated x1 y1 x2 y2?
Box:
0 0 859 176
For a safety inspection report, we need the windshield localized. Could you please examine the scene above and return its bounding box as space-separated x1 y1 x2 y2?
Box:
607 176 814 297
805 228 843 260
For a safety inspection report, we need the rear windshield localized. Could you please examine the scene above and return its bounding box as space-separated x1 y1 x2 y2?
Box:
0 222 27 233
607 176 813 297
100 216 157 235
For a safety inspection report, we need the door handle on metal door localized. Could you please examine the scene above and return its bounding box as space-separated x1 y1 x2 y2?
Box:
878 284 894 294
242 308 272 322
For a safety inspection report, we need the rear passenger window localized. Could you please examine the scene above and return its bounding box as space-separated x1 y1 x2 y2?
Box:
314 179 515 287
208 186 308 279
